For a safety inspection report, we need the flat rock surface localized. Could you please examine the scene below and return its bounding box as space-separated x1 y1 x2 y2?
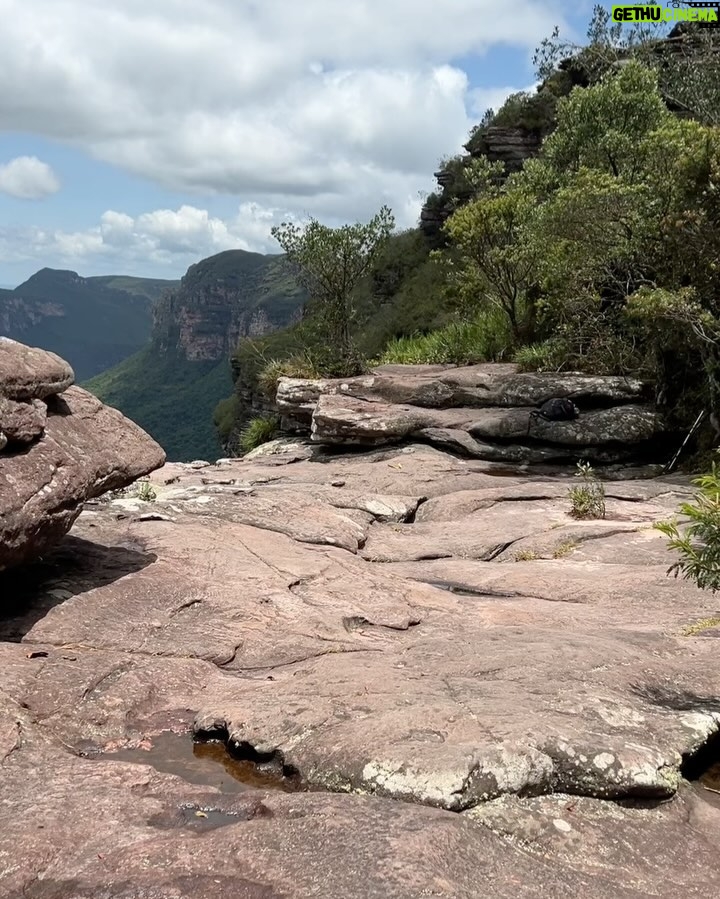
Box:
1 443 720 896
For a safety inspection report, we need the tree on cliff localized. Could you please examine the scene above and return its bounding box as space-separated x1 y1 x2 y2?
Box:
442 60 720 424
271 206 395 375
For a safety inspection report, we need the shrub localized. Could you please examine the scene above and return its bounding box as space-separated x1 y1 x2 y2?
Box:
655 462 720 592
238 416 279 455
513 340 567 372
568 462 606 519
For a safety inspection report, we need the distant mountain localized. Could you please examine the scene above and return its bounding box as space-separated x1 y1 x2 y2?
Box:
0 268 178 380
85 249 305 461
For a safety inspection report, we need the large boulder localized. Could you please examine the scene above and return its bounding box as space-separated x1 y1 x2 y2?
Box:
0 336 74 400
0 341 165 571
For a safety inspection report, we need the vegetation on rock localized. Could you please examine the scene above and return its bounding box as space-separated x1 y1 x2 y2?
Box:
239 415 280 454
271 207 395 377
656 461 720 592
216 11 720 461
569 462 606 520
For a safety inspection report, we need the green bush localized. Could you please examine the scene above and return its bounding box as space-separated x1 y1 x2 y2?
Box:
568 462 606 519
239 416 279 454
378 312 511 366
655 462 720 592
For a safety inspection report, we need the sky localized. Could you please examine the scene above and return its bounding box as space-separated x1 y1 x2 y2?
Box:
0 0 602 287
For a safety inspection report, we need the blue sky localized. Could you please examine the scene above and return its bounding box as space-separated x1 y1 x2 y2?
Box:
0 1 602 288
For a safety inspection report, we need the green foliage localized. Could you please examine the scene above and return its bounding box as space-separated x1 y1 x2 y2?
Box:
513 339 566 372
257 356 320 398
239 416 279 454
655 462 720 592
442 178 541 342
85 346 233 462
534 3 720 126
271 207 395 375
378 312 511 365
568 462 606 519
213 394 240 443
487 89 559 134
134 479 157 502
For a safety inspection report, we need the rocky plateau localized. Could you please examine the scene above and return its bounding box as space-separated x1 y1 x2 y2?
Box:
2 397 720 895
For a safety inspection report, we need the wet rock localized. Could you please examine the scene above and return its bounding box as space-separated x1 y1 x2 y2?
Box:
2 443 720 895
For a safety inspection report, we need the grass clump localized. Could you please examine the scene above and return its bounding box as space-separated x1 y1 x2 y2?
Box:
553 540 578 559
568 462 606 520
655 461 720 592
378 313 511 366
681 617 720 637
257 356 320 399
514 549 540 562
239 416 279 454
134 479 157 502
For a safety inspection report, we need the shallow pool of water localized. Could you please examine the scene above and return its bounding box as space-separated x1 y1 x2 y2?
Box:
104 731 302 794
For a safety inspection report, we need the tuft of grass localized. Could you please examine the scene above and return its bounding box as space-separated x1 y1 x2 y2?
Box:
378 312 511 366
239 415 279 454
569 462 606 520
513 339 566 373
134 479 157 502
514 549 541 562
681 617 720 637
257 356 321 398
553 539 578 559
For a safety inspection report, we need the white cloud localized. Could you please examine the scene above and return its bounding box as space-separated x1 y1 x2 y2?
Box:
0 202 297 273
0 0 570 275
0 1 568 194
0 156 60 199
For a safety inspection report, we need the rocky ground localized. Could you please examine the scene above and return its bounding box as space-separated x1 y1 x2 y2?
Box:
2 437 720 897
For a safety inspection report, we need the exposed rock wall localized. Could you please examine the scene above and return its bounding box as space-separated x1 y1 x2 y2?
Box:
153 250 305 362
274 363 671 465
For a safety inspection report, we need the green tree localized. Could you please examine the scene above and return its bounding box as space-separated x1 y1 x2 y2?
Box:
534 3 720 127
271 206 395 375
443 187 540 343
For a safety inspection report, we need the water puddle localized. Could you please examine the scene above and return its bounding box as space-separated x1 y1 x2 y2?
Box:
682 729 720 810
102 730 303 794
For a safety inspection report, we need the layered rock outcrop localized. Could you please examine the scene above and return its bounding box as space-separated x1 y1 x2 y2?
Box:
275 363 669 465
0 337 166 571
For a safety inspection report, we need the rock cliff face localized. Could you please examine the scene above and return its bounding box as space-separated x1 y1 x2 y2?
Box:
85 249 306 461
153 249 305 362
